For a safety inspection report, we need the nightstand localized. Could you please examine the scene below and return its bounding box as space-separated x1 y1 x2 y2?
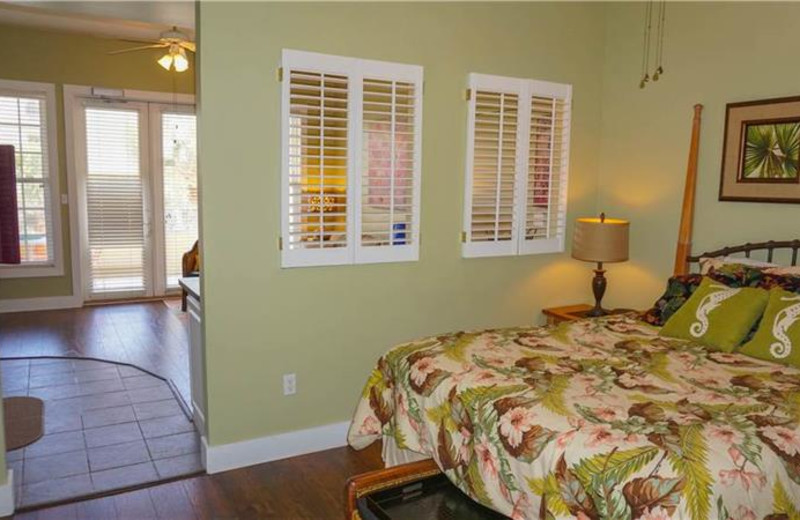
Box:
542 304 635 326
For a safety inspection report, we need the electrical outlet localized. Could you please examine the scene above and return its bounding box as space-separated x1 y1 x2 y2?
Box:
283 373 296 396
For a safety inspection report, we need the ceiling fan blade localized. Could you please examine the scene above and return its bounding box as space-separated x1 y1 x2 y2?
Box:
108 44 168 55
179 41 196 53
118 38 162 45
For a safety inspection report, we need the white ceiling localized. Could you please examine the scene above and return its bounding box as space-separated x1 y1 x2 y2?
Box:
0 1 195 41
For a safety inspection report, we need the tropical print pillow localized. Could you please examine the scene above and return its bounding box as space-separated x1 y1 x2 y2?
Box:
740 288 800 368
640 264 800 327
660 277 769 352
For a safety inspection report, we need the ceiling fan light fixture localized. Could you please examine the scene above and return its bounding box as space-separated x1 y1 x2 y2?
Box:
173 48 189 73
157 52 174 71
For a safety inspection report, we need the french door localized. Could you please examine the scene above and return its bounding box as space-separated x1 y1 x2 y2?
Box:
75 99 197 301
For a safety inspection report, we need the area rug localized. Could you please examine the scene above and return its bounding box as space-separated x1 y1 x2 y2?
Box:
4 396 44 451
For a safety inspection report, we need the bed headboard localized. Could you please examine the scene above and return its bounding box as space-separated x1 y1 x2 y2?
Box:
686 240 800 271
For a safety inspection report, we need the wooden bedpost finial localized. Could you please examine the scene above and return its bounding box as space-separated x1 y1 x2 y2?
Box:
674 104 703 276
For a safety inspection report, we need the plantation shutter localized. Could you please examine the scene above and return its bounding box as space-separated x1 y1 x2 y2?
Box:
462 74 571 258
520 80 571 255
281 50 423 267
462 74 526 258
282 51 353 267
356 60 422 264
84 106 147 296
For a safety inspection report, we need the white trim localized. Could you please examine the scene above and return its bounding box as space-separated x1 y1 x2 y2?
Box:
0 294 81 313
0 78 64 279
202 420 350 474
0 470 14 517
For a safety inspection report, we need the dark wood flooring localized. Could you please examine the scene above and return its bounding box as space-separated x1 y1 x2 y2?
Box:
0 302 190 406
10 443 383 519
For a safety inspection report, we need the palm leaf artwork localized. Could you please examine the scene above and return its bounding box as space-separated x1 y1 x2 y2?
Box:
742 121 800 179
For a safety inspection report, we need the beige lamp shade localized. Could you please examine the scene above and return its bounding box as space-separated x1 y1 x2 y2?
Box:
572 216 629 263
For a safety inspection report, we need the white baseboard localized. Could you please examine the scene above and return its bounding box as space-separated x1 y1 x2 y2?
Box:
202 420 351 474
0 295 81 314
0 470 15 516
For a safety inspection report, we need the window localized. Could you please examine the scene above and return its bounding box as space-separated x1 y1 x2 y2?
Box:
462 73 571 258
0 79 61 277
281 50 423 268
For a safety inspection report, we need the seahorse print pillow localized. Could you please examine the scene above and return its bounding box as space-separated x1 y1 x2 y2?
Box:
740 288 800 368
660 277 769 352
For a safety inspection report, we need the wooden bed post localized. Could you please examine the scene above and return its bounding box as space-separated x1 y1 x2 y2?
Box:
673 104 703 276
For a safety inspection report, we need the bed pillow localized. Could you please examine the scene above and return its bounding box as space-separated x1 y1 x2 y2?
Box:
739 288 800 368
660 277 769 352
640 274 704 326
765 266 800 276
699 256 777 275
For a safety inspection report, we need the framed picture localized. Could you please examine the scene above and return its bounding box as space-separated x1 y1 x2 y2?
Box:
719 96 800 203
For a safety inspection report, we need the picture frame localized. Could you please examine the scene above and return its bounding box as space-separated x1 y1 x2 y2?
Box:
719 96 800 203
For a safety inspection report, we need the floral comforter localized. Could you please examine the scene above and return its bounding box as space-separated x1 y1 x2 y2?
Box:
347 316 800 520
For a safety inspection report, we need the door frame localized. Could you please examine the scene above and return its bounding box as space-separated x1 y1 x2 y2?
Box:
63 86 195 303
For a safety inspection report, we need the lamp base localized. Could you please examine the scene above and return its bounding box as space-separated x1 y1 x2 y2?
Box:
589 264 607 317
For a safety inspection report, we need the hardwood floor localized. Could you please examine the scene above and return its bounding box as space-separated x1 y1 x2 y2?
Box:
11 443 384 519
0 302 190 406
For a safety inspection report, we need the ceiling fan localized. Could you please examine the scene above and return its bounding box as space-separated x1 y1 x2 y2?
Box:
109 26 195 72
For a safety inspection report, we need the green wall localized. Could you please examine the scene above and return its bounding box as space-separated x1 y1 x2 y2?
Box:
0 23 194 301
197 2 606 445
599 2 800 310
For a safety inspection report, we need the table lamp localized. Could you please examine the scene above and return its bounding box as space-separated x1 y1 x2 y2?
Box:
571 213 630 317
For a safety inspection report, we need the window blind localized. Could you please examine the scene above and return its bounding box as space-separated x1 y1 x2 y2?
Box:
0 93 54 264
84 107 146 295
281 50 423 267
463 74 571 258
161 112 198 288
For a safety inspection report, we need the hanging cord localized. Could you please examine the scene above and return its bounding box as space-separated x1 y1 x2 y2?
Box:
653 1 666 80
639 0 654 89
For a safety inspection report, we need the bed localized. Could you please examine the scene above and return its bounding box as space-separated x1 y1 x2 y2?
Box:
345 106 800 519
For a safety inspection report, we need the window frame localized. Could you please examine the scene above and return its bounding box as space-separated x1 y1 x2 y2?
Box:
280 49 423 268
0 79 63 278
462 73 571 259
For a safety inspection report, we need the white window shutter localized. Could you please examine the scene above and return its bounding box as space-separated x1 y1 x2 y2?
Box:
281 50 423 267
520 80 571 255
281 50 354 268
462 74 525 258
463 73 571 258
355 60 422 264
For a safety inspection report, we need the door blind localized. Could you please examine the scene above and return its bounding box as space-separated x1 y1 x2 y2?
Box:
161 112 198 288
463 74 571 258
84 107 146 295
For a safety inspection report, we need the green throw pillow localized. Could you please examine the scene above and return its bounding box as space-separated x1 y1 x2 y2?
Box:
740 288 800 368
660 277 769 352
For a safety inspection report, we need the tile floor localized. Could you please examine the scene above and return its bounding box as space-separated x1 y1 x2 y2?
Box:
1 357 203 509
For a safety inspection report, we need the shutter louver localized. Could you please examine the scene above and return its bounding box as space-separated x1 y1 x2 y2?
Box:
356 66 422 264
84 107 146 295
521 85 571 255
283 60 352 267
463 74 571 258
281 50 423 267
